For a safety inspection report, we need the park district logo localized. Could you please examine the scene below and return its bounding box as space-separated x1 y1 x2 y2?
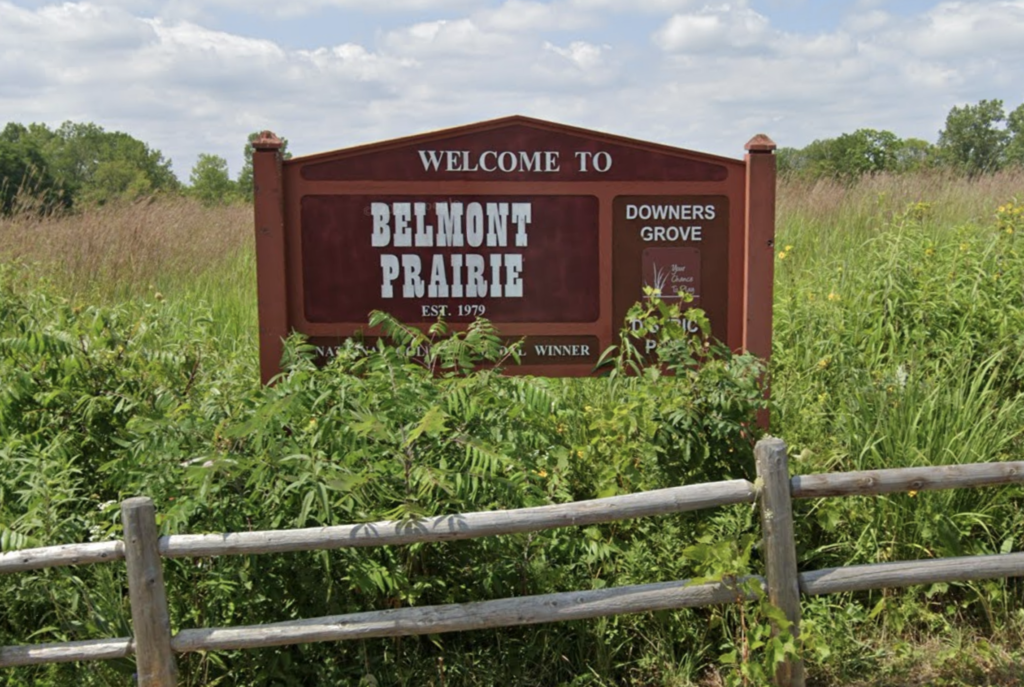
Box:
642 247 701 302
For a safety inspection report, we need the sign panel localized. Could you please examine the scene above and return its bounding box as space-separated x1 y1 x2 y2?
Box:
613 195 729 341
252 116 776 381
300 195 599 324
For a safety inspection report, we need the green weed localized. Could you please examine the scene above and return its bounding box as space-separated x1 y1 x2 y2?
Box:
1 173 1023 685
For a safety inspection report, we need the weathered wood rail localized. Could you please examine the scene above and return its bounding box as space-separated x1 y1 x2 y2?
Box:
2 438 1023 687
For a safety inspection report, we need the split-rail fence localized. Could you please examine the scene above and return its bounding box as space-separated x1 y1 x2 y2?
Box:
2 437 1023 687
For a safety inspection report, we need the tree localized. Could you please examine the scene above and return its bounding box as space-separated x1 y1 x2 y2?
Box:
44 121 180 204
1005 103 1024 168
236 131 290 202
189 154 238 206
0 123 70 215
775 146 809 178
937 99 1009 175
802 129 903 180
893 138 937 174
851 129 903 174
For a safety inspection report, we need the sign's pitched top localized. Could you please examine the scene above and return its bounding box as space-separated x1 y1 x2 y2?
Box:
293 115 739 183
293 115 740 165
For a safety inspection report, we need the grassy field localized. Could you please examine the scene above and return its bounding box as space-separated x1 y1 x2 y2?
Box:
1 173 1023 686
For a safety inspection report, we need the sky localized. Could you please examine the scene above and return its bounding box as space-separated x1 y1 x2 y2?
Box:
2 0 1023 182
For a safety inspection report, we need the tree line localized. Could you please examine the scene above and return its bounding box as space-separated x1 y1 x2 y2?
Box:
0 122 289 215
1 121 180 215
2 98 1022 215
779 99 1024 180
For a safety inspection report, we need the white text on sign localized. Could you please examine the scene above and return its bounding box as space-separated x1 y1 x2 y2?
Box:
371 201 531 301
417 150 613 174
625 203 716 243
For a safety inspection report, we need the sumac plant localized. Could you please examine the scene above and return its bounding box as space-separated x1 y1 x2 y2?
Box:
0 269 766 686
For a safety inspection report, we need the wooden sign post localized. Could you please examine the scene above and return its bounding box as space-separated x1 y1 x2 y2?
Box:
252 116 775 383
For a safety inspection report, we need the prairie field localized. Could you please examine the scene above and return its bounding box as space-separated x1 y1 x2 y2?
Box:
1 172 1023 686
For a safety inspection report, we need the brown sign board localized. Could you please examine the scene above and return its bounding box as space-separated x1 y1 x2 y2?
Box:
252 116 776 382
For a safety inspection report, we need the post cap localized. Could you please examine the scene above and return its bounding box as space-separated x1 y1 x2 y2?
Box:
745 134 777 153
252 131 283 151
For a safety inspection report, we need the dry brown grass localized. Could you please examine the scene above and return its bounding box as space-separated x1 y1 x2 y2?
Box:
694 629 1024 687
835 632 1024 687
778 168 1024 232
0 197 251 299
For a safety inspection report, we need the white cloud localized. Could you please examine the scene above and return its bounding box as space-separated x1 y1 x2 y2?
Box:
537 40 620 87
566 0 702 12
144 20 283 59
98 0 480 19
545 40 607 70
2 2 156 56
778 32 856 60
381 18 520 57
475 0 598 32
904 1 1024 58
653 5 772 53
2 0 1023 180
844 8 890 33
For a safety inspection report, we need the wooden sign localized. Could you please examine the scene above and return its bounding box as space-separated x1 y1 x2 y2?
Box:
252 116 776 382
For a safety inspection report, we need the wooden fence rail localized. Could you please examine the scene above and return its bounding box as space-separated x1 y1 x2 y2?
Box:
2 438 1023 687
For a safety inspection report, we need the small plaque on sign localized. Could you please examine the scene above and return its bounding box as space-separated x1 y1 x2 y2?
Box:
612 195 729 347
642 248 700 303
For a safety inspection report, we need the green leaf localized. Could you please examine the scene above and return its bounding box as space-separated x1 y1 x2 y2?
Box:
403 405 447 448
868 596 886 619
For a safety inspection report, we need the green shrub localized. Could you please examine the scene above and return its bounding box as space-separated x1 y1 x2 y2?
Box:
0 271 765 686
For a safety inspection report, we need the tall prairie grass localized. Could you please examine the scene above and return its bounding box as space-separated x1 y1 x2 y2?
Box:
1 174 1022 685
778 168 1024 259
0 197 251 301
0 197 258 352
4 169 1021 298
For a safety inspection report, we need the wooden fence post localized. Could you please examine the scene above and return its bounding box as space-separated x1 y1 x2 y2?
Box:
755 437 805 687
121 497 178 687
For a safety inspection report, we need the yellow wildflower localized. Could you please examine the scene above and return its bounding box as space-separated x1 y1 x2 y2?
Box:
827 292 840 302
536 469 548 478
777 251 787 260
908 490 918 498
785 244 793 252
